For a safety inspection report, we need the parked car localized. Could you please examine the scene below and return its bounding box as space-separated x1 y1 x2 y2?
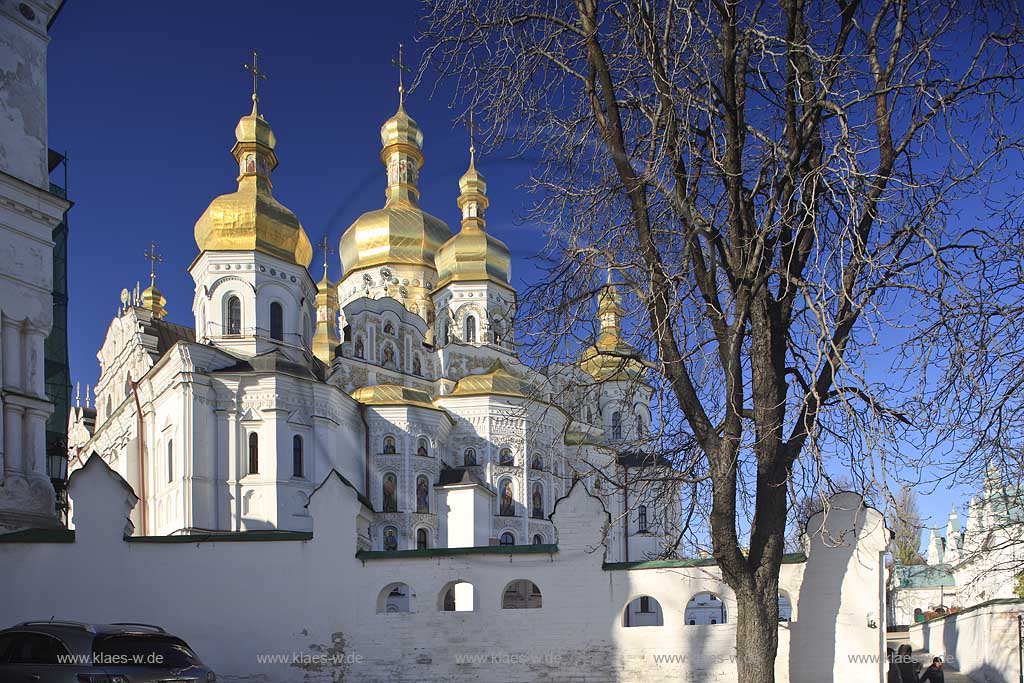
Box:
0 620 216 682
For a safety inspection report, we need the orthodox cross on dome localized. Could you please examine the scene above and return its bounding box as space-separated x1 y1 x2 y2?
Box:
143 241 163 288
392 42 411 108
468 109 476 166
243 49 268 110
318 233 334 281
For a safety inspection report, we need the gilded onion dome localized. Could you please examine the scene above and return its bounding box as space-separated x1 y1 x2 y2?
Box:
579 277 646 382
434 145 512 290
338 104 452 276
194 96 313 268
448 359 537 399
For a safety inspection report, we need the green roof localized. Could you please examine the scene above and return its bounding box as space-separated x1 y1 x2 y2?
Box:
896 563 956 588
356 543 558 560
604 552 807 571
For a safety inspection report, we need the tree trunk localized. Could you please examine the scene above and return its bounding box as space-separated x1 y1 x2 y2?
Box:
734 584 781 683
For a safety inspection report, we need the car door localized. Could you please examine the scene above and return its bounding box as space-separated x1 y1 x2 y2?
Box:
0 631 78 682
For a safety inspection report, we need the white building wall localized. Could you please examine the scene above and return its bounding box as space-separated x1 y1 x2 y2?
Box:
0 457 889 682
0 0 69 532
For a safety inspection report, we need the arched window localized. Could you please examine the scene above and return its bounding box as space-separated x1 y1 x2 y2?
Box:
778 593 793 622
499 448 514 466
531 482 544 519
166 439 174 483
412 355 422 376
499 531 515 546
501 579 542 609
464 448 477 466
270 301 284 341
440 580 475 612
464 315 476 343
684 592 727 625
532 534 543 545
531 453 543 470
586 407 593 423
416 528 429 550
105 395 112 419
247 433 259 475
377 581 410 612
611 411 622 440
623 595 664 627
226 296 241 335
302 313 311 346
416 437 429 457
382 473 398 512
638 505 648 532
636 414 645 437
382 526 399 552
292 435 304 478
383 436 396 454
415 475 430 513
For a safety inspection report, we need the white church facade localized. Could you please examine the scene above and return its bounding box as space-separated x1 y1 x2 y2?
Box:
65 87 678 561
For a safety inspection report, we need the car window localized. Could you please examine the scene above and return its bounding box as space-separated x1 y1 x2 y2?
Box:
0 633 16 663
93 635 200 668
8 632 71 664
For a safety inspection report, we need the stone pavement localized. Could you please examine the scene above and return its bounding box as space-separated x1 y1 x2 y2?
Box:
887 632 975 682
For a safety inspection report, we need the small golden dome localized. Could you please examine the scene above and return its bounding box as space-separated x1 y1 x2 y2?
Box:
140 284 167 319
579 280 646 382
447 360 537 399
194 97 313 268
338 104 452 277
435 155 512 289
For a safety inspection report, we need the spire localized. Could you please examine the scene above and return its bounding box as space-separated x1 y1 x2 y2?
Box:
597 274 625 343
140 241 167 319
457 111 488 231
380 43 424 206
243 49 268 118
312 234 340 366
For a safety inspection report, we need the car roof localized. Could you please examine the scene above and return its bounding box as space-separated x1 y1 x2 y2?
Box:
3 620 177 638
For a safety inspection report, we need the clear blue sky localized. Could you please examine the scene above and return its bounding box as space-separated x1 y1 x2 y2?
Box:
47 1 965 543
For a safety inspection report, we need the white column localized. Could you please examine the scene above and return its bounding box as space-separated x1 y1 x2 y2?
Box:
3 404 24 477
24 406 48 479
2 318 21 391
24 327 46 398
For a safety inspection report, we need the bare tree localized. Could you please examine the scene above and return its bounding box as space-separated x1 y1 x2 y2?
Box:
891 487 924 566
418 0 1024 680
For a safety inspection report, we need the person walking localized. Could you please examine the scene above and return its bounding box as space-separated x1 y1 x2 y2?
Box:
895 644 918 683
919 656 944 682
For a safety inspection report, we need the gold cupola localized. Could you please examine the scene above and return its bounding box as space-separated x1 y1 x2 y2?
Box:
193 94 313 268
434 140 512 290
337 96 452 277
579 274 646 382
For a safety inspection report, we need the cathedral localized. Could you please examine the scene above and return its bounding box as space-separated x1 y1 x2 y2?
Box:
65 82 678 561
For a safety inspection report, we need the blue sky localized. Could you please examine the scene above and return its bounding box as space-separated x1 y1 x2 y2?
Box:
47 2 968 543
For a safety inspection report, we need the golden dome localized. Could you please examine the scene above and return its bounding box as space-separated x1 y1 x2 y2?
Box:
351 384 445 413
338 104 452 277
140 284 166 319
448 360 537 399
435 153 512 290
579 280 646 382
194 97 313 268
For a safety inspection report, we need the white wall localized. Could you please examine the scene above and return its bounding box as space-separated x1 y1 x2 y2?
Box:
910 599 1024 683
0 456 889 682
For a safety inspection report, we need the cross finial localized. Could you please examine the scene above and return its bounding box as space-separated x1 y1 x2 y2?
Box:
143 241 163 288
318 233 334 281
392 42 411 109
243 49 268 113
468 109 476 167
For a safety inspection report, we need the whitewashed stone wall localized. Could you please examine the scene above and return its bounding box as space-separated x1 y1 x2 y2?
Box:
910 599 1024 683
0 456 889 682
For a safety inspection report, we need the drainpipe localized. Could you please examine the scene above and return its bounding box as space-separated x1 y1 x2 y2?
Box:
128 373 147 535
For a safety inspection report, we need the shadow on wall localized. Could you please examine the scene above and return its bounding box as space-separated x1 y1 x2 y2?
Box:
791 492 875 682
